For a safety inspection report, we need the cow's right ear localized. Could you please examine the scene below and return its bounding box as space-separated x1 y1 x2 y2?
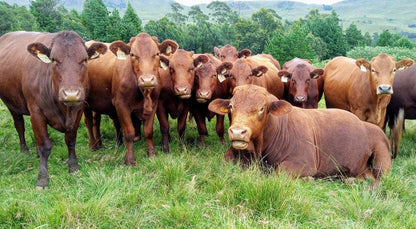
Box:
356 59 371 72
109 41 130 60
238 49 251 59
87 42 107 60
277 70 291 83
159 39 178 56
269 100 292 117
159 55 169 70
208 99 231 115
310 69 324 79
214 46 220 58
27 43 51 63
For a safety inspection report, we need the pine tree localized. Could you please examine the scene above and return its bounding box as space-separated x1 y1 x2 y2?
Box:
81 0 109 41
120 2 142 42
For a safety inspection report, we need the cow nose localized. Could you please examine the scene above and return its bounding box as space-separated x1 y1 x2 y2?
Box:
199 91 210 98
229 127 248 139
175 87 188 95
59 88 84 104
377 85 393 94
295 96 306 102
139 75 157 88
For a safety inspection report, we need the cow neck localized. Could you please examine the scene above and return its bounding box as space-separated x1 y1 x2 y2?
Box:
262 112 291 163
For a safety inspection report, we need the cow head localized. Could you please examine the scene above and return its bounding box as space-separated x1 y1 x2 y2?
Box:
278 65 324 103
109 33 178 89
27 31 107 107
217 59 268 94
209 85 292 151
167 49 208 99
194 54 223 103
214 44 252 62
356 54 414 95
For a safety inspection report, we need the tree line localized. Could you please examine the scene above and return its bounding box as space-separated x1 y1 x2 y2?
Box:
1 0 414 63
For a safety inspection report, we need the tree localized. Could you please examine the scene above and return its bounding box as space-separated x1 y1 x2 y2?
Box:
14 4 38 31
188 5 209 24
345 23 364 49
119 2 142 42
106 8 122 41
207 1 238 25
376 29 392 47
234 18 266 54
251 8 283 34
82 0 109 41
144 17 183 44
30 0 62 32
166 3 187 26
363 32 373 46
0 2 18 35
393 36 415 49
60 8 90 39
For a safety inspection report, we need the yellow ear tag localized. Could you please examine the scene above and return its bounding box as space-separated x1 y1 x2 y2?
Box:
166 46 172 55
281 76 288 83
36 51 51 63
160 61 168 70
360 65 367 72
218 74 226 83
90 51 99 59
220 107 229 113
196 62 203 68
117 48 126 60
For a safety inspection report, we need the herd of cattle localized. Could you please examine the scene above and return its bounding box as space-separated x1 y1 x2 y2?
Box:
0 30 415 188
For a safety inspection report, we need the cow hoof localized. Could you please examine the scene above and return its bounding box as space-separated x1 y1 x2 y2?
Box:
89 145 103 152
147 151 156 157
68 158 79 174
36 185 48 190
21 145 30 154
162 145 169 154
36 167 49 188
125 159 137 166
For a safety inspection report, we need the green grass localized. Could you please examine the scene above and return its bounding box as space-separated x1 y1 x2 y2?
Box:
1 99 416 228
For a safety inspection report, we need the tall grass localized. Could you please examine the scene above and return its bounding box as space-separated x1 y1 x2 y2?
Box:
1 100 416 227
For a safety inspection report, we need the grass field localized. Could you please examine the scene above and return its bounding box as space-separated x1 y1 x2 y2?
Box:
1 98 416 228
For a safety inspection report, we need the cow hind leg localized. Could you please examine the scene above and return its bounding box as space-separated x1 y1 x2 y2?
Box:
112 117 124 147
390 109 404 159
11 112 29 154
370 141 392 181
216 114 225 144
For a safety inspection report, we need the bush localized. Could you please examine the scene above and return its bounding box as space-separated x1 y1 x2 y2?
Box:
347 46 416 60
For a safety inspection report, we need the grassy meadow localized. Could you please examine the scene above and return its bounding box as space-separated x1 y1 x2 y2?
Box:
1 97 416 228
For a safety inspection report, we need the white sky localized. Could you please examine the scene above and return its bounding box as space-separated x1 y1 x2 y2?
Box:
175 0 344 6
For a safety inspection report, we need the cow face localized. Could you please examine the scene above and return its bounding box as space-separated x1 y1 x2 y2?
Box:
109 34 178 89
168 49 208 99
194 55 219 103
278 66 324 103
356 54 414 95
214 44 251 62
209 85 292 150
27 31 107 106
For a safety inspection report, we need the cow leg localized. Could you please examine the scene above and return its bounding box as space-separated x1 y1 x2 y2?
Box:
111 117 123 147
92 112 103 149
10 111 29 153
115 105 136 166
142 112 157 157
84 108 100 151
177 107 189 146
132 115 141 142
65 110 82 174
193 111 208 147
216 114 225 144
157 105 170 153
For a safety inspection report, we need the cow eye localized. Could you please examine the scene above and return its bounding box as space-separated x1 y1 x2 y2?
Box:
371 69 376 73
259 107 265 113
84 58 88 63
393 68 397 73
228 104 233 111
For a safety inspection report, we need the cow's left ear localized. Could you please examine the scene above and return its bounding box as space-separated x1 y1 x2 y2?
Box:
109 41 131 60
278 70 291 83
27 43 51 63
396 58 414 70
356 59 371 72
208 99 231 115
160 39 178 56
269 100 292 116
87 42 107 60
238 49 251 58
310 68 324 79
159 55 169 70
252 66 268 77
194 54 209 69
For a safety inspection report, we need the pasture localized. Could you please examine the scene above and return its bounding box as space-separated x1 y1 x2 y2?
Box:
1 99 416 227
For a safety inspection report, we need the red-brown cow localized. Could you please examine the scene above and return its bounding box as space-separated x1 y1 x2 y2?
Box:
157 49 208 153
324 55 414 128
0 31 106 188
217 54 284 99
85 33 178 165
209 85 391 183
214 44 251 62
278 58 324 108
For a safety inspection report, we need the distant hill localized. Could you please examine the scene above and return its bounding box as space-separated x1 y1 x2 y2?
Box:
4 0 416 40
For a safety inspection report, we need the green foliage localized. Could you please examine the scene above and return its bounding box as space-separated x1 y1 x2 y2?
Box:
166 2 187 27
207 1 238 25
60 8 90 40
234 18 266 54
182 21 221 54
29 0 62 32
81 0 109 41
106 9 122 42
119 2 142 43
345 23 365 49
144 17 183 44
376 29 393 47
347 46 416 60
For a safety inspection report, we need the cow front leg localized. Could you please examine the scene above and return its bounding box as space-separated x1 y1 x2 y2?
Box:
193 111 208 147
177 107 189 146
116 105 136 166
142 112 157 157
84 108 101 151
157 105 170 153
65 110 82 174
216 114 225 144
10 111 29 153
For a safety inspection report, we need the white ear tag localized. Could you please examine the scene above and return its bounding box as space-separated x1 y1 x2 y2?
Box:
281 76 288 83
117 48 126 60
166 46 172 55
37 51 51 63
196 62 203 68
160 61 168 70
90 51 99 59
360 65 367 72
221 68 227 74
218 74 226 83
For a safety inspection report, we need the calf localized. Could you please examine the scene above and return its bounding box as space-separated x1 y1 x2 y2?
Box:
209 85 391 183
0 31 106 188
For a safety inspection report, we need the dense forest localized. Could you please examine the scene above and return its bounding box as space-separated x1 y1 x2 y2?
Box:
0 0 415 63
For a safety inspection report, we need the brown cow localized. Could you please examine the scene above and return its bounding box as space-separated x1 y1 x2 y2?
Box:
209 85 391 183
323 55 414 128
216 54 284 99
157 49 208 153
278 58 324 108
214 44 251 62
85 33 178 165
0 31 106 188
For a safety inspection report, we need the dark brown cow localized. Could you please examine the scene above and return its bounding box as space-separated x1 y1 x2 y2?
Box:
385 64 416 158
278 58 324 108
157 49 208 153
0 31 106 188
209 85 391 183
85 33 178 165
217 54 284 99
323 55 414 128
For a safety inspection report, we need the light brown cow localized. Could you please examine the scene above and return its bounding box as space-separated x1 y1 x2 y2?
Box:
323 54 414 128
214 44 251 62
0 31 106 187
209 85 391 183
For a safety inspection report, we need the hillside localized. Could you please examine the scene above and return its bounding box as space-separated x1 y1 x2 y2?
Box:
4 0 416 39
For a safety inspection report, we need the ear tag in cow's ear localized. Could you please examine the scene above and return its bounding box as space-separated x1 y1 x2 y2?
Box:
160 61 168 70
256 71 263 77
218 74 226 83
166 46 172 55
196 62 203 68
360 65 367 72
90 51 100 59
117 48 127 60
281 76 288 83
37 51 51 63
220 107 229 113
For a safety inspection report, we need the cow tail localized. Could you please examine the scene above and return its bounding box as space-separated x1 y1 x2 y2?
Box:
390 108 404 159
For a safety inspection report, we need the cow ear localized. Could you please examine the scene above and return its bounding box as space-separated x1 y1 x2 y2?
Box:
277 70 291 83
269 100 292 116
159 55 169 70
194 54 209 69
395 58 414 71
87 42 107 60
356 59 371 72
27 43 51 63
151 36 159 44
109 41 130 60
238 49 251 58
252 66 268 77
214 46 220 58
310 68 324 79
217 62 233 82
208 99 231 115
160 39 178 56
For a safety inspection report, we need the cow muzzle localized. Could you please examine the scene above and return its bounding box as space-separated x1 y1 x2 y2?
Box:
377 84 393 95
138 74 158 89
228 126 251 150
59 88 85 106
294 95 307 103
196 91 211 103
175 87 191 99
